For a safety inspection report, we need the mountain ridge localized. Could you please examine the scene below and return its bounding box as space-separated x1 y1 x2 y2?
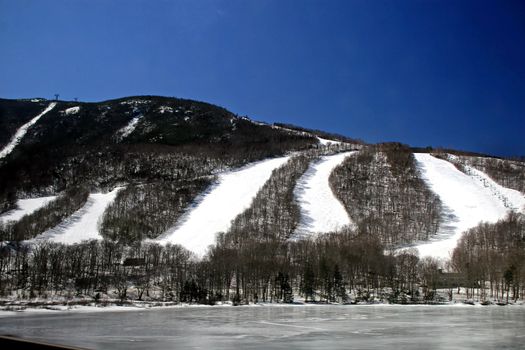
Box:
0 96 523 256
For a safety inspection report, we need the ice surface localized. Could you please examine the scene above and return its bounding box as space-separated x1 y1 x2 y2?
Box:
158 156 290 256
412 154 521 259
0 305 523 350
0 102 57 159
0 196 57 223
34 187 123 244
292 152 355 239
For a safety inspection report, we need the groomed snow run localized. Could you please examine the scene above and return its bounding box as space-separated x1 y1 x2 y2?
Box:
457 161 525 213
0 102 57 159
157 156 290 256
292 152 355 239
413 153 524 259
0 196 57 223
35 187 123 244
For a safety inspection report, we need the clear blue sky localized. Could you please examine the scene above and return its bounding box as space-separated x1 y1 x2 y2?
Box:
1 0 524 157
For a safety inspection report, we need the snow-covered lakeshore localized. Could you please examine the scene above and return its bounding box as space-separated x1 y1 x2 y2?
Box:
1 288 523 317
0 301 522 320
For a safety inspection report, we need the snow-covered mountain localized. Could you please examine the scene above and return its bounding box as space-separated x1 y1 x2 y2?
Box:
1 96 523 261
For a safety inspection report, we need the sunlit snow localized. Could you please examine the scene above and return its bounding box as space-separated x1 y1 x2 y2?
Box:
0 102 57 159
116 115 142 140
63 106 80 115
0 196 57 223
292 152 355 239
316 137 341 146
157 156 290 256
412 153 524 259
34 187 123 244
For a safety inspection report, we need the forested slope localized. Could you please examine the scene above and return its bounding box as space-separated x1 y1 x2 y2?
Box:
1 96 525 305
330 143 443 246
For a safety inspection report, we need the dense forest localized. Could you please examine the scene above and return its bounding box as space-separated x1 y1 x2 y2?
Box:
451 213 525 302
1 213 524 304
330 143 443 246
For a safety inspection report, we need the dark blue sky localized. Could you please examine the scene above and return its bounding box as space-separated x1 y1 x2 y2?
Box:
1 0 524 157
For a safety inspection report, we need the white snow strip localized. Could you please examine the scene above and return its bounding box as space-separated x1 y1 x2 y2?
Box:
157 106 173 114
460 163 525 213
292 152 355 239
63 106 80 115
35 187 123 244
116 115 142 140
0 196 57 223
317 137 342 146
157 156 290 256
0 102 57 159
412 154 518 259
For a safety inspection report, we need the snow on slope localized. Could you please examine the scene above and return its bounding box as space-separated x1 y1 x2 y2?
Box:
412 153 523 259
34 187 123 244
292 152 355 239
63 106 80 115
446 155 525 212
0 196 57 223
157 156 290 256
317 137 341 146
0 102 57 159
116 115 143 140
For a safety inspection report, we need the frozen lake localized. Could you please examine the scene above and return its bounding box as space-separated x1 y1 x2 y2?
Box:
1 305 524 349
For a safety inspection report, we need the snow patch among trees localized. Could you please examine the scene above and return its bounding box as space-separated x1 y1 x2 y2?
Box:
292 152 355 239
63 106 80 115
157 156 290 256
412 154 520 259
116 115 143 140
157 106 173 114
0 102 57 159
35 187 123 244
317 137 341 146
0 196 57 223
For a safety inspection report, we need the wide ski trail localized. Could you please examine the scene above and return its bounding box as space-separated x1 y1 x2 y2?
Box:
0 102 57 159
34 187 123 244
292 152 354 239
0 196 57 223
413 153 525 259
158 156 290 256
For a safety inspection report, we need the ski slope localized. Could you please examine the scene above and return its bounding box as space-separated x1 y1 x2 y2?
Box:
457 161 525 213
0 102 57 159
158 156 290 256
317 137 341 146
35 187 123 244
413 154 525 259
0 196 57 223
292 152 355 239
116 115 143 140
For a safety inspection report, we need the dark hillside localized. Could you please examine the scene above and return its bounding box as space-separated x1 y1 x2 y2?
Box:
0 96 317 209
